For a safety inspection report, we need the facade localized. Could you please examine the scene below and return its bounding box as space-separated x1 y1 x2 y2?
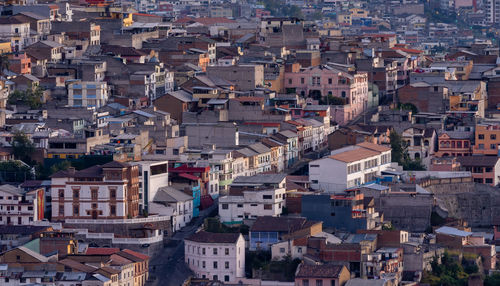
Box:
50 161 140 221
184 231 245 282
473 123 500 156
0 185 43 225
457 156 500 186
435 131 473 157
309 142 392 193
295 264 350 286
151 186 193 233
132 160 169 213
67 81 109 108
219 174 286 224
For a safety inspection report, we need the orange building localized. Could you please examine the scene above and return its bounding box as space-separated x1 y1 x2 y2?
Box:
473 124 500 156
435 131 473 157
8 52 31 74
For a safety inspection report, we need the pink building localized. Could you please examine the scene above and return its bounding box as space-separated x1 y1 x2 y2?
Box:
284 65 368 125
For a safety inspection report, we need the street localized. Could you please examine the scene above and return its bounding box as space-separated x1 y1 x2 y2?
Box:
147 203 217 286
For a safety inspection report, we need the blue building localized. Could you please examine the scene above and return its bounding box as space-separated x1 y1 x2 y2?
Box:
301 191 373 233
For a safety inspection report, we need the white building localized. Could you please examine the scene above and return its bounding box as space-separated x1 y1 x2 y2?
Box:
132 160 169 213
0 184 43 225
0 17 30 51
309 142 393 193
184 231 245 283
67 81 109 108
150 186 193 232
219 174 286 224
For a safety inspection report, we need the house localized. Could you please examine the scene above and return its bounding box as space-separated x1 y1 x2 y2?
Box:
0 184 44 225
309 142 393 193
271 130 300 168
401 127 436 167
153 90 196 124
249 216 322 250
294 264 350 286
115 249 149 286
0 225 51 252
206 65 264 91
184 231 245 283
150 186 193 233
67 80 109 108
456 155 500 186
301 189 381 232
131 161 169 213
24 40 63 63
435 130 474 157
50 161 140 221
0 16 31 51
473 123 500 155
219 174 286 224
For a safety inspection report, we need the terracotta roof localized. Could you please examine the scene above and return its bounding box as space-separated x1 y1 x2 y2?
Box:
330 148 379 163
59 259 96 273
233 96 265 102
392 47 424 54
175 17 236 25
119 249 149 261
185 231 241 244
356 142 391 152
86 248 120 255
133 13 162 18
295 264 344 278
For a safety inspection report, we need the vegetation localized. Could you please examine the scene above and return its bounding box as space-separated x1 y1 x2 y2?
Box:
485 273 500 286
0 54 9 76
8 84 43 109
246 251 300 281
204 217 249 235
389 130 426 171
11 132 35 165
259 0 303 18
0 160 34 182
399 103 418 114
421 251 480 286
319 95 345 105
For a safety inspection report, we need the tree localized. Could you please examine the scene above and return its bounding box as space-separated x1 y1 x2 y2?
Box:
0 160 34 182
0 54 10 77
319 95 345 105
11 132 35 165
389 130 426 171
8 84 43 109
485 273 500 286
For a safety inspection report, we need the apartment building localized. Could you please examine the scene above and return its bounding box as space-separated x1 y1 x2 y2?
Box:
219 174 286 224
50 161 140 221
67 80 109 108
457 156 500 186
473 123 500 156
184 231 245 282
309 142 392 193
0 17 30 51
132 160 169 213
151 186 193 232
0 185 44 225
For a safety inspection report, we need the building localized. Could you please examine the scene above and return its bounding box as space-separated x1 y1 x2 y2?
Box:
206 65 264 91
132 160 169 213
219 174 286 224
301 189 381 232
184 231 245 283
67 80 109 108
50 161 140 221
294 264 350 286
309 142 392 193
150 186 193 233
457 156 500 186
249 216 322 251
473 123 500 156
435 130 473 157
0 184 44 226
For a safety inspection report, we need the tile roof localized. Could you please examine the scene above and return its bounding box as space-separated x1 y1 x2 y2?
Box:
119 249 149 261
356 142 391 152
250 216 318 233
154 186 193 203
456 155 499 167
329 148 379 163
186 231 241 244
295 264 344 278
85 248 120 255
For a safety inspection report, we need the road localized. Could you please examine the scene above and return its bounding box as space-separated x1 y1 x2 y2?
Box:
147 203 218 286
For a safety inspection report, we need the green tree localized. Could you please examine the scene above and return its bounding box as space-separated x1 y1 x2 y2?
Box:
0 54 10 76
485 273 500 286
389 130 426 171
319 95 345 105
8 84 43 109
11 131 35 164
0 160 34 182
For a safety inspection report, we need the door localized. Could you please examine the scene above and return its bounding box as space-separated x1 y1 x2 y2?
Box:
92 210 98 219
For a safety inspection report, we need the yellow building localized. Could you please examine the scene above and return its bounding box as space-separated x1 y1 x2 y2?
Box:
0 42 11 54
337 14 351 25
350 8 369 19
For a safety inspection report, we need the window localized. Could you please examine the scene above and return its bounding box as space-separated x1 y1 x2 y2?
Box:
301 78 305 84
59 189 64 198
224 275 230 282
312 180 318 184
264 204 272 210
225 248 229 255
73 206 79 215
110 189 116 198
479 144 485 150
237 204 243 208
486 178 493 184
316 280 323 286
213 248 218 255
110 205 116 216
310 164 319 168
221 204 228 210
280 248 286 253
202 261 205 268
298 247 302 253
491 144 496 150
225 261 229 269
263 195 272 199
202 248 205 255
91 189 98 200
213 261 218 269
213 275 218 281
328 78 332 84
303 280 309 286
59 205 64 215
288 79 292 84
479 134 485 140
